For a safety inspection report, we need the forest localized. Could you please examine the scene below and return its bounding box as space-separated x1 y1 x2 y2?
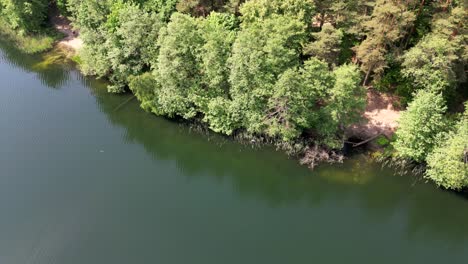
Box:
0 0 467 190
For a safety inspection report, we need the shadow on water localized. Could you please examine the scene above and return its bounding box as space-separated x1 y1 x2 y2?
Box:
2 37 468 247
86 76 468 244
0 39 69 88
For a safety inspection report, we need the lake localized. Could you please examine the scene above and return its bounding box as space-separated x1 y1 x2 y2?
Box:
1 40 468 263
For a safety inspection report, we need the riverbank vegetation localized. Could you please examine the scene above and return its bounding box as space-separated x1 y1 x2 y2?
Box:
0 19 57 53
1 0 466 189
0 0 61 53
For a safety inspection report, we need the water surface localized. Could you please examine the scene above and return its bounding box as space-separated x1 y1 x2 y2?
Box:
1 40 468 263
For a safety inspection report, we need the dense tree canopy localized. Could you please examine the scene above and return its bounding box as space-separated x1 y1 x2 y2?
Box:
228 14 307 134
393 90 448 162
2 0 466 187
239 0 314 26
0 0 49 33
304 24 343 67
425 104 468 190
153 12 203 118
402 6 467 97
354 0 418 85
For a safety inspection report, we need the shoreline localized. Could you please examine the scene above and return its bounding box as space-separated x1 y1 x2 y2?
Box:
19 12 401 170
48 33 400 169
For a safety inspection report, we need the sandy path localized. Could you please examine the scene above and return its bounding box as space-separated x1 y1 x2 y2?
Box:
50 13 83 51
347 89 401 139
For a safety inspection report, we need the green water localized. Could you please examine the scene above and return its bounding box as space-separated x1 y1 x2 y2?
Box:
1 40 468 263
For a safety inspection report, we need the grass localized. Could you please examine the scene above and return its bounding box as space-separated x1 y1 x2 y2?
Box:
0 19 63 54
375 135 390 147
71 54 82 65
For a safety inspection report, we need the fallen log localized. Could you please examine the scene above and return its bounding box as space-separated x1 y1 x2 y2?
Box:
345 133 383 148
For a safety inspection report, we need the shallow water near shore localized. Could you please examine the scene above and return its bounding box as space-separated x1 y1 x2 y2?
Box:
1 40 468 263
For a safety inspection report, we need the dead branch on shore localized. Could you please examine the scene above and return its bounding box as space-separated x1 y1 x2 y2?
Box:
345 133 384 148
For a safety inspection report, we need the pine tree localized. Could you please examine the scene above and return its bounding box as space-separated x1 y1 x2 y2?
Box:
354 0 418 85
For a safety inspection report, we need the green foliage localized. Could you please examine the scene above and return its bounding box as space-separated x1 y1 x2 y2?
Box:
129 73 158 112
4 0 464 180
393 90 448 162
56 0 70 15
176 0 227 17
78 29 111 78
78 1 162 93
375 135 390 147
148 12 237 117
313 64 365 148
404 2 432 47
126 5 366 147
375 60 413 105
204 97 239 135
354 0 417 85
328 0 374 34
128 12 239 133
264 61 364 146
402 6 467 98
0 0 58 53
240 0 315 26
0 0 49 33
228 14 307 133
327 64 366 129
67 0 114 80
197 12 239 133
153 12 203 118
263 59 334 141
106 2 162 92
224 0 246 14
141 0 178 21
304 24 343 66
67 0 113 31
402 34 458 93
425 105 468 190
71 54 82 64
0 18 56 53
197 12 237 107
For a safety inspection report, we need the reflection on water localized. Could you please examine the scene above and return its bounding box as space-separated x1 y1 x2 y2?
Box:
0 40 70 88
1 39 468 264
86 45 468 245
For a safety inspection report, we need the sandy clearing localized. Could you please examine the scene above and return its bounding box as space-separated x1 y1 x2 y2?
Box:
347 89 401 139
50 13 83 51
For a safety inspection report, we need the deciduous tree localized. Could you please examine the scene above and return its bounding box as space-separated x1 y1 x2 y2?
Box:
393 90 448 162
153 13 204 118
228 14 307 133
426 104 468 190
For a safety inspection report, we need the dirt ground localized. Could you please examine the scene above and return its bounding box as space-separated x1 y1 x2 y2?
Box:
50 11 83 51
347 89 401 139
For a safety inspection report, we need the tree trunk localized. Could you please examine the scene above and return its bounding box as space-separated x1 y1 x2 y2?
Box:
403 0 426 49
346 134 384 148
363 67 372 86
319 12 325 30
443 0 451 12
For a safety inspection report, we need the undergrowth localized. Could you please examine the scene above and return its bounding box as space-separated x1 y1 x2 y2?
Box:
0 19 62 54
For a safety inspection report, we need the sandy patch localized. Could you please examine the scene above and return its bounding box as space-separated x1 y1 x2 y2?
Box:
50 13 83 51
347 89 401 139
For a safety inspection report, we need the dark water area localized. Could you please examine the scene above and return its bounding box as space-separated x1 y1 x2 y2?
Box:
1 40 468 263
